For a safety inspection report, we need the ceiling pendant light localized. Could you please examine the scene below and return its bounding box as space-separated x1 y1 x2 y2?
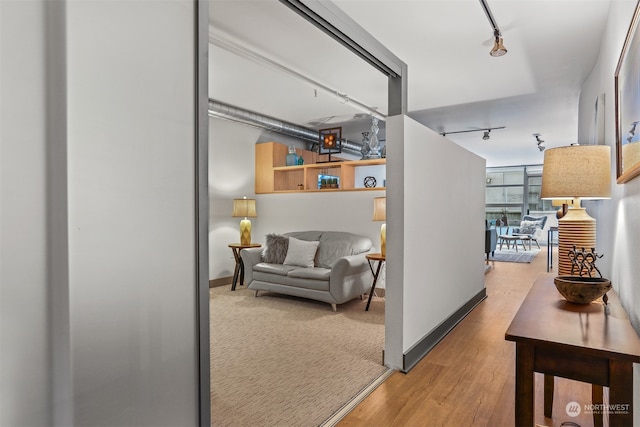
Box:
483 130 491 140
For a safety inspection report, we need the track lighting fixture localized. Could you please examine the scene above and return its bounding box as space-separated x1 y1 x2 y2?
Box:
534 133 545 151
441 126 505 139
480 0 507 57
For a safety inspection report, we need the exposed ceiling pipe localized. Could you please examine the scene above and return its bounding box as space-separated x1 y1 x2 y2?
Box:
208 99 365 155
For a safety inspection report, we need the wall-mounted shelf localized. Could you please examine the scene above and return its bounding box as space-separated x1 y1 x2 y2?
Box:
255 142 386 194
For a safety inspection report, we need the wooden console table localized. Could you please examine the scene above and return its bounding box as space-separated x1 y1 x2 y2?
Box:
505 275 640 426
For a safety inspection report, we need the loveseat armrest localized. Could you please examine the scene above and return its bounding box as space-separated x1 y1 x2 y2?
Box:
240 247 263 285
329 253 372 303
241 247 263 267
331 253 370 277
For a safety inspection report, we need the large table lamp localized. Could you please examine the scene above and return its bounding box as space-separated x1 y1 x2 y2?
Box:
372 196 386 256
541 145 611 275
232 197 257 245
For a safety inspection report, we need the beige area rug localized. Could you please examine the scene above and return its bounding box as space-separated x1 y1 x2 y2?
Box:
210 285 387 427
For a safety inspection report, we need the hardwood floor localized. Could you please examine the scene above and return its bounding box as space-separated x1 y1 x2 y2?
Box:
339 247 604 427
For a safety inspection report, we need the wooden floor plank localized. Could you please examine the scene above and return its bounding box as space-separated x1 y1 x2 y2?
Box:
338 247 600 427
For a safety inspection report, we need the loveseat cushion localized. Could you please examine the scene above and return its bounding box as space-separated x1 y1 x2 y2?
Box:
316 231 373 268
252 270 329 291
254 263 297 276
287 267 331 280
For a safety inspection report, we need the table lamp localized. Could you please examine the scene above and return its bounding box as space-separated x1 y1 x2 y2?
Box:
372 196 386 256
232 197 257 245
541 145 611 275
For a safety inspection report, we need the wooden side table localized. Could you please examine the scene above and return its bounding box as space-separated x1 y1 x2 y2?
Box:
505 275 640 426
228 243 261 291
365 253 385 311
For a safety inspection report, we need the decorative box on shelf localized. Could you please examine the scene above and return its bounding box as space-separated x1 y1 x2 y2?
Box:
318 174 339 189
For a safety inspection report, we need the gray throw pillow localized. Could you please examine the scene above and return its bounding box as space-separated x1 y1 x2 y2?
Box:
262 234 289 264
283 237 319 268
519 220 540 235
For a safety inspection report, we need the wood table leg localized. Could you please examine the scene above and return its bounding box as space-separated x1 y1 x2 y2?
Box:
231 248 241 291
544 374 554 418
366 260 383 311
609 360 633 427
515 342 535 427
592 385 603 427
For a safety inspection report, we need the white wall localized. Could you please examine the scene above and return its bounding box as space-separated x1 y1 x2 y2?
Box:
209 117 384 281
1 1 53 424
385 115 486 368
579 0 640 332
578 0 640 420
1 1 204 425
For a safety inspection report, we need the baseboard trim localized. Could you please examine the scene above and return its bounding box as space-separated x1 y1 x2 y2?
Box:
401 287 487 373
320 368 395 427
209 277 232 288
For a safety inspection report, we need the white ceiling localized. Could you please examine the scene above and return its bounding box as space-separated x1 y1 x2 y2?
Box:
209 0 611 166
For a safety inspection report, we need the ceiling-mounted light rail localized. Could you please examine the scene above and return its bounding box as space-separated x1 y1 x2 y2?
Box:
441 126 506 139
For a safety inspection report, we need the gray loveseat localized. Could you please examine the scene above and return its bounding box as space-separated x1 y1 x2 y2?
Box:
240 231 374 311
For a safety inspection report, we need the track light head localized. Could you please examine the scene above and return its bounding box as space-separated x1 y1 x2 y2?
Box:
483 130 491 140
490 36 507 57
533 133 545 151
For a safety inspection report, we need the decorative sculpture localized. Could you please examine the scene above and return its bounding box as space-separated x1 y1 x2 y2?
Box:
568 245 604 278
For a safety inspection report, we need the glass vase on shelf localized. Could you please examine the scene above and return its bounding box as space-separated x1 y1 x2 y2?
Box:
285 145 298 166
366 117 381 159
361 131 370 160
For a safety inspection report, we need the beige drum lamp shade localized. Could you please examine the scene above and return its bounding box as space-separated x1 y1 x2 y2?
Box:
232 197 257 245
541 145 611 275
541 145 611 200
